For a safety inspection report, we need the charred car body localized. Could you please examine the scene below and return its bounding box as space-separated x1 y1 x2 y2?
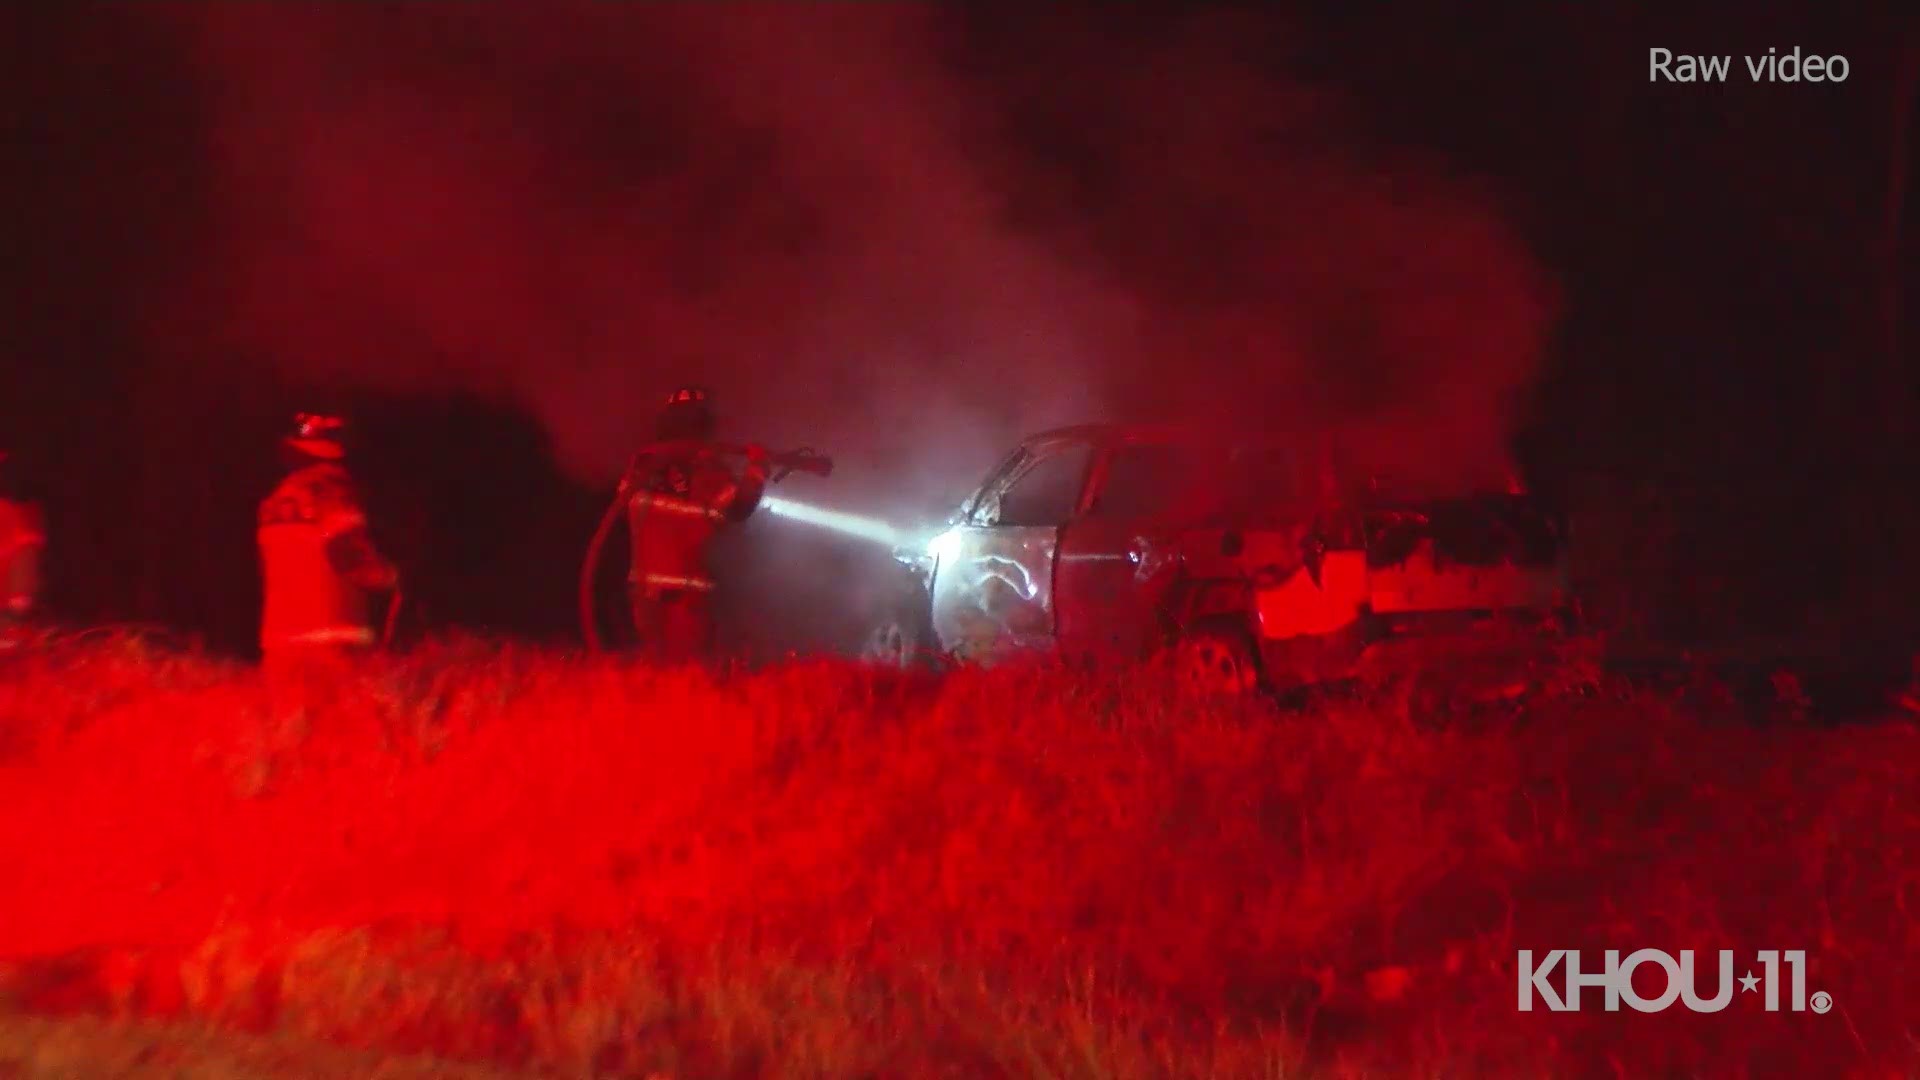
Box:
871 424 1574 694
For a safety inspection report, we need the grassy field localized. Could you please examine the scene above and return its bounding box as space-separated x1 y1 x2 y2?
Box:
0 633 1915 1078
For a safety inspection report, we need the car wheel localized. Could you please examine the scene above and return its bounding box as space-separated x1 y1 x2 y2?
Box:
862 616 918 669
1174 623 1261 696
860 588 939 670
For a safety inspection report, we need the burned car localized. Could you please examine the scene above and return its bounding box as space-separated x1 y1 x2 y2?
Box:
868 424 1574 694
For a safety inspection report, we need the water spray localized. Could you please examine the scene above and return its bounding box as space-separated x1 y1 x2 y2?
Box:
759 496 902 547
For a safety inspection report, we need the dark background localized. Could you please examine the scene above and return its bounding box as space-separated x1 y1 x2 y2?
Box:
2 5 1915 657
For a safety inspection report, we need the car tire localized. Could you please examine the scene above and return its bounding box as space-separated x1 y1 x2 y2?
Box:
862 617 917 669
1173 621 1262 696
860 591 938 670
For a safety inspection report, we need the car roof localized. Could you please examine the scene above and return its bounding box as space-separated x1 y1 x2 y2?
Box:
1021 422 1303 453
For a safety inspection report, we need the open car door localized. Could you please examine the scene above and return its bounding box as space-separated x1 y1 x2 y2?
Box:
1053 437 1212 663
928 437 1095 662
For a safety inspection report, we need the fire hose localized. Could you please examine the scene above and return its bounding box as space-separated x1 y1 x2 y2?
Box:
578 441 833 654
381 583 404 651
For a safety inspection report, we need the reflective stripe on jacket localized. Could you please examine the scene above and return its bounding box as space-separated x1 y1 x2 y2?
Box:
627 448 755 595
258 464 380 651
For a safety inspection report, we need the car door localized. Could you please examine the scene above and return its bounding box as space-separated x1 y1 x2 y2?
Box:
928 438 1095 662
1054 440 1208 662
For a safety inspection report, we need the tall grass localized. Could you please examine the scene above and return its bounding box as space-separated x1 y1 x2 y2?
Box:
0 633 1915 1076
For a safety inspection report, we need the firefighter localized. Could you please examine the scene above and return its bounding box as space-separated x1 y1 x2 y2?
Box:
623 386 768 661
257 413 397 684
0 450 45 647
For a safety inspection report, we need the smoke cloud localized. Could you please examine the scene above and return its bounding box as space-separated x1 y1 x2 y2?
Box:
167 5 1554 518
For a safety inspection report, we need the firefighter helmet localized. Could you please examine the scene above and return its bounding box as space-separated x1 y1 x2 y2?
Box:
656 385 716 442
284 412 349 461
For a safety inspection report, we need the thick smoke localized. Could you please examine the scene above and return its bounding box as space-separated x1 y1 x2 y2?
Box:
170 5 1553 519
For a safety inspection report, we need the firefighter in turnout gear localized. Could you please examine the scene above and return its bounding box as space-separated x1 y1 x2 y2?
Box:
0 450 45 648
257 414 397 679
624 387 769 661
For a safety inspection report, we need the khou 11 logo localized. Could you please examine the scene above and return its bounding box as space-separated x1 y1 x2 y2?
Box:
1518 950 1833 1014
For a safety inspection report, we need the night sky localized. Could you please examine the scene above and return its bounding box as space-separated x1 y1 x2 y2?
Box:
2 4 1914 654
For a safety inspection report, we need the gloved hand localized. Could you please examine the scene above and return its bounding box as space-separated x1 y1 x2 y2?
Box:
329 529 401 592
745 443 773 483
373 564 402 593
